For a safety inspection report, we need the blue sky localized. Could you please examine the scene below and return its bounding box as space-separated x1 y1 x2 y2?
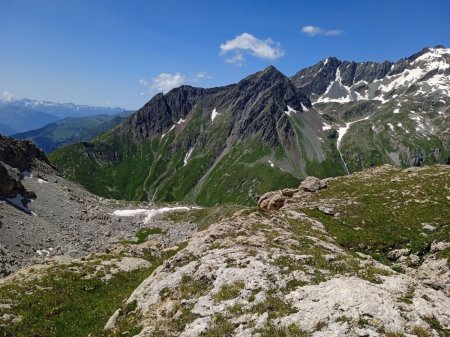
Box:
0 0 449 110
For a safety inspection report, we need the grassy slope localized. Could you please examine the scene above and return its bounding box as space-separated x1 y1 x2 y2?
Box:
195 140 301 206
49 134 155 201
302 165 450 263
50 105 328 206
0 243 184 337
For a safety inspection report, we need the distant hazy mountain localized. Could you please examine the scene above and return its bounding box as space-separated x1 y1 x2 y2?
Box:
0 104 60 134
0 98 125 134
0 124 18 136
13 112 132 153
50 46 449 205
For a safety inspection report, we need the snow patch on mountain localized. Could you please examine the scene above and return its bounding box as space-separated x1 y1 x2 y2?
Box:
387 123 394 131
184 147 194 166
211 108 219 122
112 206 200 224
317 68 353 104
314 48 450 104
161 125 175 139
284 105 297 116
322 123 332 131
337 115 372 148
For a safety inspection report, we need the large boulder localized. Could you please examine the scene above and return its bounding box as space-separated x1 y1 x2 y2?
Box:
258 191 285 211
267 193 286 211
281 188 300 197
257 191 278 209
299 176 327 192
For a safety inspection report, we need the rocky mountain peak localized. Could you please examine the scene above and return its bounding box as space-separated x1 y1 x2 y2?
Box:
292 46 450 103
120 86 204 139
241 64 289 87
260 64 285 78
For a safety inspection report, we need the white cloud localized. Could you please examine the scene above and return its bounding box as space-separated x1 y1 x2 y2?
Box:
144 73 186 95
220 33 284 65
301 25 343 37
139 71 210 98
195 72 210 80
1 90 13 102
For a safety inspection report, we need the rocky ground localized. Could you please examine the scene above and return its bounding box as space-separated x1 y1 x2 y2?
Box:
102 165 450 337
0 170 198 276
0 135 198 277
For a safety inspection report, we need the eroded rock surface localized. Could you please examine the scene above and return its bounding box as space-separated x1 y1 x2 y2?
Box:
103 165 450 337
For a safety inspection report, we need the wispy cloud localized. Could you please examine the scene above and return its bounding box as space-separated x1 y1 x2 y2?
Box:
194 72 212 80
1 90 13 102
220 33 284 65
301 25 343 37
139 72 211 97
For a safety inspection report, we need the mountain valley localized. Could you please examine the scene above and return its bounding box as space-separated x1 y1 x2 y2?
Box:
0 46 449 337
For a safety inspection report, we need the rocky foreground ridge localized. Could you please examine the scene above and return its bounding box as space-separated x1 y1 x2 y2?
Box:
102 165 450 337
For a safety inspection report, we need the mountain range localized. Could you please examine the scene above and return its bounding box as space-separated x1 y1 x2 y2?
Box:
50 46 450 206
0 98 125 135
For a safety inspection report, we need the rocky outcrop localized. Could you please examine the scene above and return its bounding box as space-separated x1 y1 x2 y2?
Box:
0 162 25 198
0 135 51 172
0 161 36 199
0 136 51 199
258 176 327 210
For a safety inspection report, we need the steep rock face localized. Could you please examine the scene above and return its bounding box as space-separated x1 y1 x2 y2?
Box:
224 66 310 146
120 86 204 139
292 46 450 172
119 66 310 146
292 57 393 97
